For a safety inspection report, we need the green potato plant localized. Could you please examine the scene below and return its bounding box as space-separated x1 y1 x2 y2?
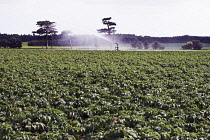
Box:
0 50 209 139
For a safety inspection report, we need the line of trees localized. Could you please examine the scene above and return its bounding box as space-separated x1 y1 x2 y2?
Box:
119 34 210 44
1 33 209 44
131 39 165 50
130 39 203 50
131 39 150 50
0 33 207 50
0 37 22 48
0 34 36 42
28 34 112 47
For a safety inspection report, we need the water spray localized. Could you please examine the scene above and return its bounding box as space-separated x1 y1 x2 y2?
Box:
67 24 113 43
57 22 116 50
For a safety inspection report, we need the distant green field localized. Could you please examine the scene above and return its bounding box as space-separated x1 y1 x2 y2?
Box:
21 42 28 46
22 42 210 50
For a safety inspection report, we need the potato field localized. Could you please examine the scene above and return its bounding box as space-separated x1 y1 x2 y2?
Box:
0 50 209 139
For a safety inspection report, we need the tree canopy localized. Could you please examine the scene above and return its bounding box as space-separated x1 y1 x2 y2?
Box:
144 40 149 49
9 37 22 48
152 41 165 50
97 17 116 35
131 38 143 49
182 40 202 50
32 21 57 49
192 40 203 50
182 41 193 50
0 39 9 48
0 38 22 48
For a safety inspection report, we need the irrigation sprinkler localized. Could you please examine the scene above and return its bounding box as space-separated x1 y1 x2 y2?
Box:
115 43 119 51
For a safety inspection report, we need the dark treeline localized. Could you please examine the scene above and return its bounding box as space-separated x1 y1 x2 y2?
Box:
0 33 210 46
28 34 112 47
0 33 36 42
118 34 210 44
0 37 22 48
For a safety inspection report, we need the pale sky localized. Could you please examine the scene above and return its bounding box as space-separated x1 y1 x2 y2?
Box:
0 0 210 37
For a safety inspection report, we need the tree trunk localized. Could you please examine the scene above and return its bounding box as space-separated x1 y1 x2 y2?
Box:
51 37 53 49
46 33 48 49
51 40 53 49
